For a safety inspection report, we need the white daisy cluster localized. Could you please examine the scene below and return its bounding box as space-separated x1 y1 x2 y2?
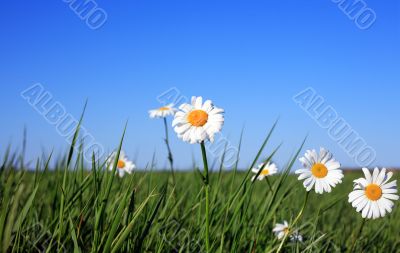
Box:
292 148 399 220
146 96 399 226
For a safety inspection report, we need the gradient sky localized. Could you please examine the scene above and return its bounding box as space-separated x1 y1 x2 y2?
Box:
1 0 399 170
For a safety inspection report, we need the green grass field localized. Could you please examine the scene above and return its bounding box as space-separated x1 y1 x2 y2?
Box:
0 158 399 252
0 122 398 253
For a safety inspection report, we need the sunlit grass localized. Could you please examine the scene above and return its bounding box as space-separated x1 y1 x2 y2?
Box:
0 121 398 252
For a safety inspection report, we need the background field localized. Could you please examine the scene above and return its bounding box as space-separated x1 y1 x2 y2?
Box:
0 148 399 252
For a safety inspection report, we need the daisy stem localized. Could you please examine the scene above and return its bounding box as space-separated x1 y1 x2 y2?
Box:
163 117 176 187
200 141 211 253
349 219 366 253
276 191 309 253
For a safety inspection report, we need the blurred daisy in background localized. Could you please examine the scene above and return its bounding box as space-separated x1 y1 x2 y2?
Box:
251 162 278 181
290 231 303 242
148 104 177 118
107 150 135 177
348 168 398 219
273 221 303 242
295 148 343 194
172 96 224 144
148 103 177 182
273 221 289 240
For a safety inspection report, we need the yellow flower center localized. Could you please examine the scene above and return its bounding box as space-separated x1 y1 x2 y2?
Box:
117 160 126 169
283 227 289 234
260 169 269 176
365 184 382 201
159 107 169 111
311 163 328 178
187 110 208 127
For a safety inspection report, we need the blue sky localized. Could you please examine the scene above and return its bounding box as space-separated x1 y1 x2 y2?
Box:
1 0 399 170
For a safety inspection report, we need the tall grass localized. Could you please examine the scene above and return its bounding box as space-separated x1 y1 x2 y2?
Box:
0 122 399 253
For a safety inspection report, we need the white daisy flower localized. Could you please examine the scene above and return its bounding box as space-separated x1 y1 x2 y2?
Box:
348 168 398 219
148 104 177 118
295 148 344 194
273 221 289 240
272 221 303 242
107 150 135 178
172 96 224 144
251 162 278 181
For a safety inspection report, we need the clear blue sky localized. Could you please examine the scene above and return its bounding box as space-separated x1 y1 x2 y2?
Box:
1 0 399 170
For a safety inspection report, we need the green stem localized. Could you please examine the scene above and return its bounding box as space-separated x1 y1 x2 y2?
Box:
163 117 176 186
276 191 310 253
264 177 273 194
200 141 210 253
349 219 366 253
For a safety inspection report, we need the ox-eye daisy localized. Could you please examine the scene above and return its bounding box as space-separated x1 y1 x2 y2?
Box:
107 150 135 177
348 168 398 219
172 96 224 144
172 96 224 252
273 221 303 242
251 162 278 181
148 104 177 118
295 148 343 194
273 221 289 240
149 103 177 183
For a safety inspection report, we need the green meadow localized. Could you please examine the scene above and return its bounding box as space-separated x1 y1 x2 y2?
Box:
0 112 398 253
0 136 398 253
